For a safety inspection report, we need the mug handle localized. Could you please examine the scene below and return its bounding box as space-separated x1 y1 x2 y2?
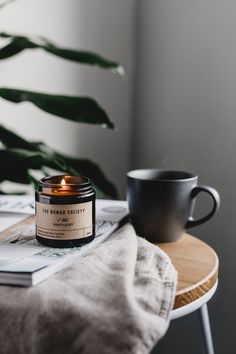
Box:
185 185 220 228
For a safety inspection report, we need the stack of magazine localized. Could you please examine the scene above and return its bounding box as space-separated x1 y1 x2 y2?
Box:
0 197 129 286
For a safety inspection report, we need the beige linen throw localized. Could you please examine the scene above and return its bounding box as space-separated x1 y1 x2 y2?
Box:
0 224 177 354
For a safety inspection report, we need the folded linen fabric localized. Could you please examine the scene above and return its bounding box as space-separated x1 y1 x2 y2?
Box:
0 223 177 354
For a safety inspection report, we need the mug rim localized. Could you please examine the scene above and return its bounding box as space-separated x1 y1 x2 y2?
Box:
127 169 197 182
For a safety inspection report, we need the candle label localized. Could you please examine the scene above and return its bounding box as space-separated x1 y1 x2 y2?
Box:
36 202 93 240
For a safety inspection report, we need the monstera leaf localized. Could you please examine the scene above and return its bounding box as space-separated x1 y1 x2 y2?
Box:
0 32 124 74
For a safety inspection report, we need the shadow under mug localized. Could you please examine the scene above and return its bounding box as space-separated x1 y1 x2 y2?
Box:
127 169 220 243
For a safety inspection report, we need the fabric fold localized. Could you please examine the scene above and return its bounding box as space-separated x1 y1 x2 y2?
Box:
0 223 177 354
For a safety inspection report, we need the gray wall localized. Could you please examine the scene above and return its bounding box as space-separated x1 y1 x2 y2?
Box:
0 1 234 352
134 1 235 353
0 0 136 195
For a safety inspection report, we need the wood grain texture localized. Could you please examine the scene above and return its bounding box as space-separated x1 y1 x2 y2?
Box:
157 234 219 309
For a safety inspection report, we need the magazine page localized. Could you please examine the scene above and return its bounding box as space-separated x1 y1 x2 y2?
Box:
0 199 129 285
0 196 35 215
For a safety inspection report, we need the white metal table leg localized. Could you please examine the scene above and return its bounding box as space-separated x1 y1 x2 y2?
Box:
198 304 215 354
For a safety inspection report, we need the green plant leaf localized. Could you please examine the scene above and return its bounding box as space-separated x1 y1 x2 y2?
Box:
0 125 118 197
0 32 124 73
0 149 67 172
0 124 40 150
0 36 36 59
0 88 114 128
0 134 118 198
55 153 118 199
0 127 118 197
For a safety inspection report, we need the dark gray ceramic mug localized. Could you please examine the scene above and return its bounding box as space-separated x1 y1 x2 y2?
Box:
127 169 220 243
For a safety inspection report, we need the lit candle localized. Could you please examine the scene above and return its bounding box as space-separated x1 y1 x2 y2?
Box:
61 177 66 186
35 175 96 248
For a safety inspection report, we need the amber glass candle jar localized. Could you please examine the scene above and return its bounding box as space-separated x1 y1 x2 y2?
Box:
35 175 95 248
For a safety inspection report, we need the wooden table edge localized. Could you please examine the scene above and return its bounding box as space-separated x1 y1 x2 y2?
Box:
176 248 219 296
156 234 219 309
174 246 219 309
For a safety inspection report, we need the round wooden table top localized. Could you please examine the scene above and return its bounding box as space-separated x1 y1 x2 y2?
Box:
156 233 219 309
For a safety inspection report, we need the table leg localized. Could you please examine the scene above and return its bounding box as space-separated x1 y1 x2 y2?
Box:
198 304 215 354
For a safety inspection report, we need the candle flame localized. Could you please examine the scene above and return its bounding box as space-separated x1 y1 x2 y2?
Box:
61 178 66 185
